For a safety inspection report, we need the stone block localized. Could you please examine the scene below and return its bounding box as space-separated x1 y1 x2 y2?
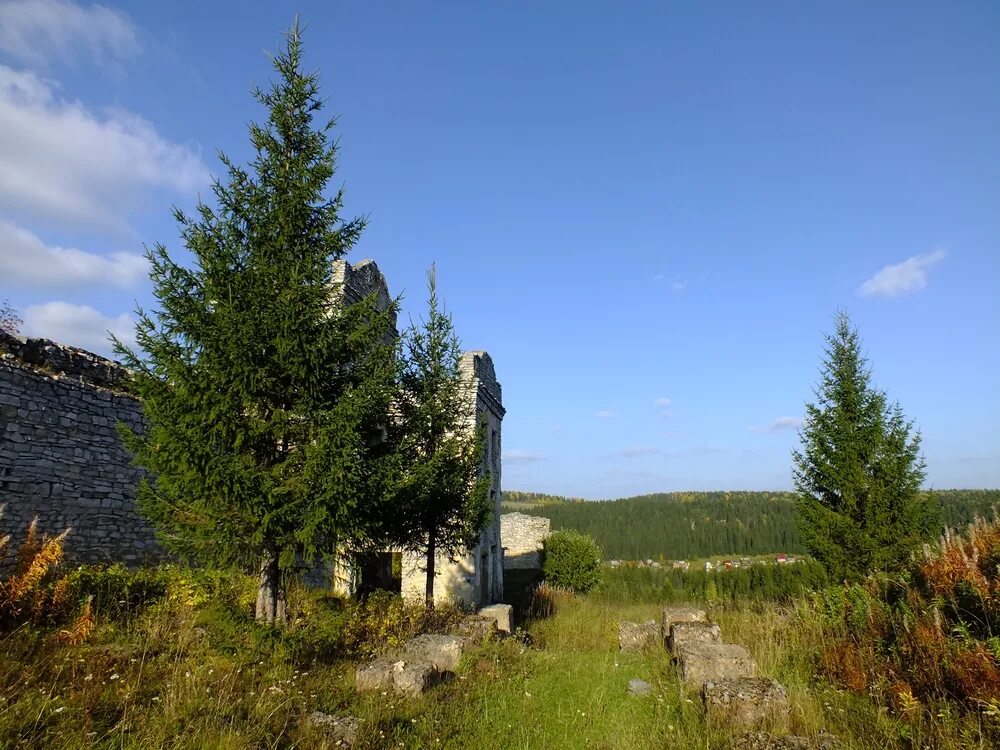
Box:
403 634 467 672
477 603 512 633
703 678 789 727
669 621 722 656
392 659 441 696
355 656 397 693
619 619 661 651
454 614 499 642
732 732 840 750
662 605 707 638
676 643 756 687
306 712 359 747
356 656 444 696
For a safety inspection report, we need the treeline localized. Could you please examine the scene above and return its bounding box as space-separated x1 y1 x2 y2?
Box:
503 489 1000 561
593 559 830 605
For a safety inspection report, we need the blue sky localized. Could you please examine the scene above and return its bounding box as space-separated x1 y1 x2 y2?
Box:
1 1 997 498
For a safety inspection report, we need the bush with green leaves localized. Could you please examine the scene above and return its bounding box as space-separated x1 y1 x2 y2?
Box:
542 530 602 593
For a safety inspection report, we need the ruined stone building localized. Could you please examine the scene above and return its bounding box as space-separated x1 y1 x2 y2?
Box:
331 260 506 609
0 258 506 610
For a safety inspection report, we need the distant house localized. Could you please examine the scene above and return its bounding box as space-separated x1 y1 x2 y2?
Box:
704 560 714 572
724 560 734 570
776 553 788 564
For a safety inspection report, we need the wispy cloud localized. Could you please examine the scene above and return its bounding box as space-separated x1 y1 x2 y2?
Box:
0 64 209 228
0 219 146 289
859 249 947 298
594 410 614 419
0 0 140 69
651 273 665 282
671 280 686 292
22 300 134 356
504 450 546 465
654 397 673 417
752 416 803 433
613 446 661 458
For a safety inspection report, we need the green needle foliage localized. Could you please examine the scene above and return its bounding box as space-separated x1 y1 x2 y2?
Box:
792 312 940 581
115 23 398 623
394 266 491 608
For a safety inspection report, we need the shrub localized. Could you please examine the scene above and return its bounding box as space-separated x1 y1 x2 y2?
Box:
542 530 602 593
816 512 1000 735
0 511 72 628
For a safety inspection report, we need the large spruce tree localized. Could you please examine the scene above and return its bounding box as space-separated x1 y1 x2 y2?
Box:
394 267 491 608
115 24 397 623
792 312 939 580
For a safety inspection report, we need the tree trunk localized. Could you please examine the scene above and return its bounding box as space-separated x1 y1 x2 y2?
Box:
424 527 436 610
255 552 286 624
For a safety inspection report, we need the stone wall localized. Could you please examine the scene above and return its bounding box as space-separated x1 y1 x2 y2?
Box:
0 331 161 566
500 512 550 570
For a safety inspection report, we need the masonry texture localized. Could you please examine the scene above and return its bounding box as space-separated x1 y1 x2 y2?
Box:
0 331 160 566
500 512 550 569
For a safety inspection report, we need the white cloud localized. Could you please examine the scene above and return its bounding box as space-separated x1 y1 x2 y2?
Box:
671 280 686 292
0 0 139 68
651 273 665 282
0 219 146 289
22 301 133 355
0 65 208 227
594 410 614 419
504 450 546 465
859 249 947 298
752 416 803 433
654 397 671 407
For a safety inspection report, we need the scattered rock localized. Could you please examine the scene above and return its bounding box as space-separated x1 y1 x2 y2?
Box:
478 603 513 633
618 619 661 651
628 678 653 696
731 732 840 750
703 678 789 727
668 621 722 657
676 643 756 686
403 634 468 672
307 711 359 747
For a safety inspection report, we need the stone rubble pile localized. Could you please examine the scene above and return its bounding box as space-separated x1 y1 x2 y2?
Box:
356 610 506 698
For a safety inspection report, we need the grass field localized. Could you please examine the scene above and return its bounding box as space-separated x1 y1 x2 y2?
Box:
3 572 995 750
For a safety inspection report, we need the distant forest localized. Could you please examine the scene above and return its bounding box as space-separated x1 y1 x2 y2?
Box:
502 489 1000 561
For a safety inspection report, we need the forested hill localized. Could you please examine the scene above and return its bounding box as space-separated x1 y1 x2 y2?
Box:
502 489 1000 561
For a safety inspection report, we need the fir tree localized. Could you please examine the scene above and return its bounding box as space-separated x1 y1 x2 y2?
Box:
792 312 939 580
115 23 397 623
393 266 491 608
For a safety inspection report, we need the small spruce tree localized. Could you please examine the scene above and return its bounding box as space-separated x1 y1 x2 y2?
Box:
394 266 491 608
115 23 397 623
792 312 940 580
